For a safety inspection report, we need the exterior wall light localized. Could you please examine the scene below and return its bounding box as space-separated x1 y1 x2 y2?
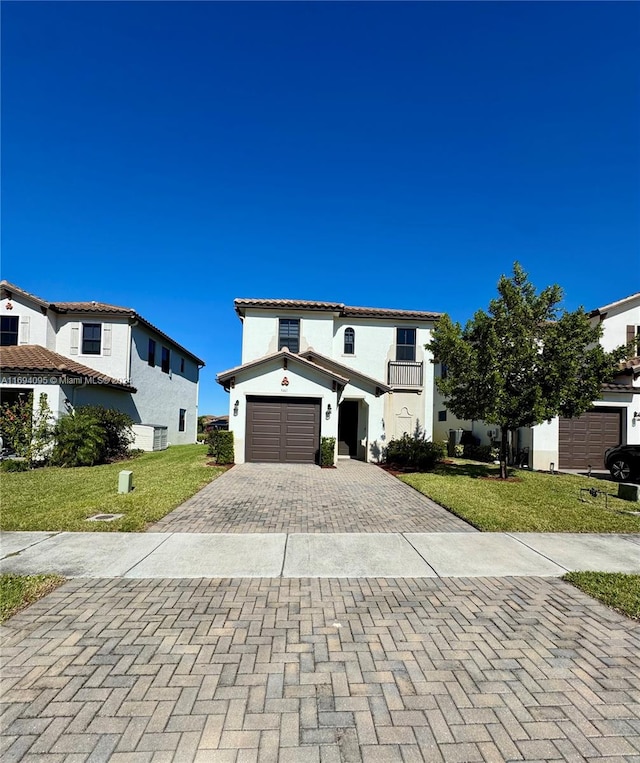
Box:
326 404 332 420
233 400 239 417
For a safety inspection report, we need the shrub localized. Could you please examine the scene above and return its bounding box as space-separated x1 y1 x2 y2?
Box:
80 406 133 461
51 406 133 467
385 434 446 472
320 437 336 467
0 459 30 473
51 411 105 467
462 444 494 463
207 430 234 464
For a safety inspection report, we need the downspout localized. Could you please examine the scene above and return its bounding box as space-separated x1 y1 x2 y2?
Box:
196 363 204 444
127 318 138 386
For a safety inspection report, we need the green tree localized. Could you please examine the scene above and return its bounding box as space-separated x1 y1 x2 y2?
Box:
428 263 628 479
0 393 54 465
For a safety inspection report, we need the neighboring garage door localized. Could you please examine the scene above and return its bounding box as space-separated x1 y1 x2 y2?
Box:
246 397 321 463
559 409 622 470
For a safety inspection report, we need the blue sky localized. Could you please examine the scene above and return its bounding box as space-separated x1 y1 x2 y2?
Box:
3 1 639 415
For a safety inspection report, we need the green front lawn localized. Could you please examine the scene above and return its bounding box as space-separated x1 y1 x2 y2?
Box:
0 445 225 532
564 572 640 621
400 461 640 533
0 574 65 623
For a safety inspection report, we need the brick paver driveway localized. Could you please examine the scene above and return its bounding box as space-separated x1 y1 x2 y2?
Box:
2 576 639 762
148 461 474 533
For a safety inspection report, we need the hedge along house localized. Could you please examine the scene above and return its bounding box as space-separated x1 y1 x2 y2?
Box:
216 299 441 464
0 281 205 450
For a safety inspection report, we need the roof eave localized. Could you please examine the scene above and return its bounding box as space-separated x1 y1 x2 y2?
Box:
217 349 349 387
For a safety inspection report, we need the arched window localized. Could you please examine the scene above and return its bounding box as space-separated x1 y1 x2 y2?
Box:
344 327 355 354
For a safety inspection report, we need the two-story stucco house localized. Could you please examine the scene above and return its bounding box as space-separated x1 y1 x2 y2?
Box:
216 299 441 464
439 292 640 473
525 292 640 472
0 281 204 449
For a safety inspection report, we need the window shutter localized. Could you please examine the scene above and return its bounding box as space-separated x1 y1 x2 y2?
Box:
19 316 30 344
70 325 79 355
102 324 112 356
627 325 637 358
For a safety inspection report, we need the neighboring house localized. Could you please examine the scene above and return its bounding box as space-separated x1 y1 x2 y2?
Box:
204 415 229 432
0 281 204 449
526 292 640 472
443 292 640 472
217 299 441 464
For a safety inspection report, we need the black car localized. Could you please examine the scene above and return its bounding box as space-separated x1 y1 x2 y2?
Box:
604 444 640 482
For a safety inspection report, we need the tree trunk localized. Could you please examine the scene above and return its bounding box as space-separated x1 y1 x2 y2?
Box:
499 425 509 479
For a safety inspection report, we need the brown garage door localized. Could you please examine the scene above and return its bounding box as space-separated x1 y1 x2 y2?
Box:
559 409 621 470
246 397 320 463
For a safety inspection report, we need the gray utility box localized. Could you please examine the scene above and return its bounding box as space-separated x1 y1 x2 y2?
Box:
618 483 640 502
118 470 134 494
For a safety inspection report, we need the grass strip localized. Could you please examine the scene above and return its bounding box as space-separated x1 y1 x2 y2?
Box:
400 460 640 533
564 572 640 621
0 574 65 623
1 444 225 532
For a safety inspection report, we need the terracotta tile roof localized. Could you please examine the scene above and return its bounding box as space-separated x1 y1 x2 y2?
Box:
342 305 441 320
601 381 639 393
217 348 349 387
300 349 391 392
0 280 49 308
235 299 344 312
51 301 135 315
234 298 441 321
0 345 136 392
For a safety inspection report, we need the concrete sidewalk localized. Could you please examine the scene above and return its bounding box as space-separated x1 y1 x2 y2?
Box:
2 530 638 578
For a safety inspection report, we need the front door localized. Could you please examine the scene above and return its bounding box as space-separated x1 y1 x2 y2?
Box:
338 400 359 458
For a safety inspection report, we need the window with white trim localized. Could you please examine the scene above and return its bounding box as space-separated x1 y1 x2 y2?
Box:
278 318 300 353
82 323 101 355
344 327 355 354
396 328 416 361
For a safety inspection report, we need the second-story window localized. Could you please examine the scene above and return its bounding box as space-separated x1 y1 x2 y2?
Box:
278 318 300 353
180 357 185 373
148 339 156 367
344 327 355 355
396 328 416 361
627 325 640 358
82 323 101 354
0 316 19 346
161 346 171 373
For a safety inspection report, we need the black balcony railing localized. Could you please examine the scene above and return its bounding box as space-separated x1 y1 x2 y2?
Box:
388 360 423 387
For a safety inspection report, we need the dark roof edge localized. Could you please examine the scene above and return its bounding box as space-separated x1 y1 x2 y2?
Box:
300 349 391 392
216 349 349 387
234 298 442 321
0 280 50 308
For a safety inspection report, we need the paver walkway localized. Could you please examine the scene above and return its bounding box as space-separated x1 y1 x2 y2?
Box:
2 576 639 762
148 461 474 534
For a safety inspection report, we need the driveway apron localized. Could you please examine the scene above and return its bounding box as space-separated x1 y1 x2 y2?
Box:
2 576 639 762
148 460 475 533
3 462 640 762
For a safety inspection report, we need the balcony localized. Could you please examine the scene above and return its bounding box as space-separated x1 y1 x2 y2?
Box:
388 360 423 388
